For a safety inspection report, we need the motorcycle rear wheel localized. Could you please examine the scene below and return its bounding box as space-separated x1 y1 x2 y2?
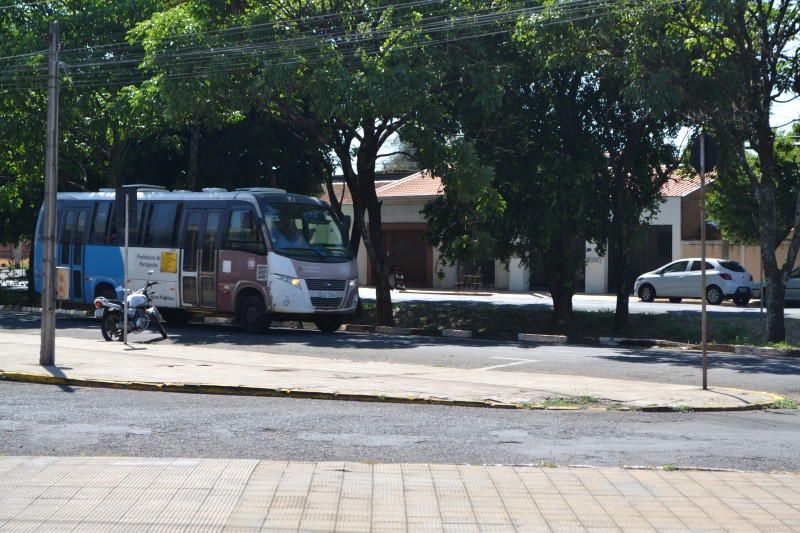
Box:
100 313 125 342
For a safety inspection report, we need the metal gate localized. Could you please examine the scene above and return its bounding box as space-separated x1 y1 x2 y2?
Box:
608 225 673 293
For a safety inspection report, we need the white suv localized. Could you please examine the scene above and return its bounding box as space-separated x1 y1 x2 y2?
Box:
634 258 753 306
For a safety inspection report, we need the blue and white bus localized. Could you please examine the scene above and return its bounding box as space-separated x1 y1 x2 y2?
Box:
34 186 359 333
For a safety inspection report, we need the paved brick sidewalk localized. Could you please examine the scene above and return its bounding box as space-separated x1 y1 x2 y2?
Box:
1 456 798 532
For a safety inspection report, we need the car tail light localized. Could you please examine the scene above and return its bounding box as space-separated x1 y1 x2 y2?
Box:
94 299 105 308
720 273 732 280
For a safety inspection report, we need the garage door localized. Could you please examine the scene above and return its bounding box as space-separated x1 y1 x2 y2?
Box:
373 226 431 287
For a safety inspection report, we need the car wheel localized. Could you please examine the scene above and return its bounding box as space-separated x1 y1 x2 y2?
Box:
706 285 724 305
668 297 682 303
733 295 751 307
639 284 656 303
240 295 271 333
314 317 343 333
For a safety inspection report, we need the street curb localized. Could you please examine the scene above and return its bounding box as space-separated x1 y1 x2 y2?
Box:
518 333 567 344
599 336 800 357
0 371 519 409
0 371 786 413
599 337 692 349
637 387 786 413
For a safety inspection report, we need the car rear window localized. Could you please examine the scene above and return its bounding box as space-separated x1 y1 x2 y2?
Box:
719 260 746 272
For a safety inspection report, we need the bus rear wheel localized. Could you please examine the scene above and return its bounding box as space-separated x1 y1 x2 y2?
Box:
240 295 271 333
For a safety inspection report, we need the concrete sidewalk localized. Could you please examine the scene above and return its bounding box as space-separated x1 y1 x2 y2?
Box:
0 330 784 410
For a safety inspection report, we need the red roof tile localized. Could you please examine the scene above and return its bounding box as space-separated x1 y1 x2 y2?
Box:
320 172 443 205
660 171 715 197
375 171 443 198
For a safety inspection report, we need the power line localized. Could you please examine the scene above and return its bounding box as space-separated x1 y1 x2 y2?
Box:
1 0 685 91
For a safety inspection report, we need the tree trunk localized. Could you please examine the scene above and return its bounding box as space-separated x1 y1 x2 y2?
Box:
337 125 394 327
611 235 630 331
763 268 786 342
543 219 577 327
752 141 786 342
359 145 393 327
757 182 786 342
107 128 125 188
549 279 574 327
611 164 630 332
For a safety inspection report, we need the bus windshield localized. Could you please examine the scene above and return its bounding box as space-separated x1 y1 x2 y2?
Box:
262 202 353 261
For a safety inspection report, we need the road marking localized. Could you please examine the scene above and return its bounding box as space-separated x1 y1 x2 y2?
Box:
475 357 540 371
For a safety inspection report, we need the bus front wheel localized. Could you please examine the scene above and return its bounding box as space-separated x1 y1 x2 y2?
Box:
314 317 342 333
240 295 270 333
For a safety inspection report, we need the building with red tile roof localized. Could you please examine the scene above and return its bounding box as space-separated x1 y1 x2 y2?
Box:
323 167 741 294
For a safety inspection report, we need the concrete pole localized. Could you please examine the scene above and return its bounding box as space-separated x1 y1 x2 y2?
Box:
40 21 59 366
700 136 708 390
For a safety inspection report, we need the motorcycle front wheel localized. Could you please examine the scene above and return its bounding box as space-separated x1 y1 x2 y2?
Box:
156 319 167 339
100 313 125 342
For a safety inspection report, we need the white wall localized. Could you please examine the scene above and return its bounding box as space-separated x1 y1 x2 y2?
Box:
377 199 427 223
508 257 529 291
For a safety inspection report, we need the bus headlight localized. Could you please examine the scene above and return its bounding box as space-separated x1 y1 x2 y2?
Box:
275 274 301 287
348 278 359 288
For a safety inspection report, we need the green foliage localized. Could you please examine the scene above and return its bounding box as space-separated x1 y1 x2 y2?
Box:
541 396 600 407
708 129 800 246
771 398 798 409
421 1 680 327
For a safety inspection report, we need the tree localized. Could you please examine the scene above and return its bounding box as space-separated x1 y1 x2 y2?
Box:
654 0 800 341
244 0 460 326
424 1 680 328
130 1 250 191
707 128 800 248
0 3 53 247
571 2 681 330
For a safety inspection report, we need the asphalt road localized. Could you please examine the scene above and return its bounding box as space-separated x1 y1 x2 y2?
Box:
1 381 799 472
1 299 798 472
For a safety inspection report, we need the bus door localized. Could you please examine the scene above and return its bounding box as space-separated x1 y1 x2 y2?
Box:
57 207 89 301
180 209 222 308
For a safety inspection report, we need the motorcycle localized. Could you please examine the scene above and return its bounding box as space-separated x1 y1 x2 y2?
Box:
93 279 167 341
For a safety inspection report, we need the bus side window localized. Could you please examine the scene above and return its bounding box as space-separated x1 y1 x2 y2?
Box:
224 209 266 255
90 202 111 244
135 202 148 246
144 202 179 247
60 210 74 263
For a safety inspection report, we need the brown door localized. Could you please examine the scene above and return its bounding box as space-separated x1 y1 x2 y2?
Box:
383 228 430 287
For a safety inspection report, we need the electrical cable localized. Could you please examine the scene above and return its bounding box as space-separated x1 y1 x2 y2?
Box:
0 0 688 91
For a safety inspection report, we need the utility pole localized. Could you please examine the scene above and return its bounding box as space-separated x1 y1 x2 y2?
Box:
691 133 717 391
699 136 708 390
40 21 59 366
